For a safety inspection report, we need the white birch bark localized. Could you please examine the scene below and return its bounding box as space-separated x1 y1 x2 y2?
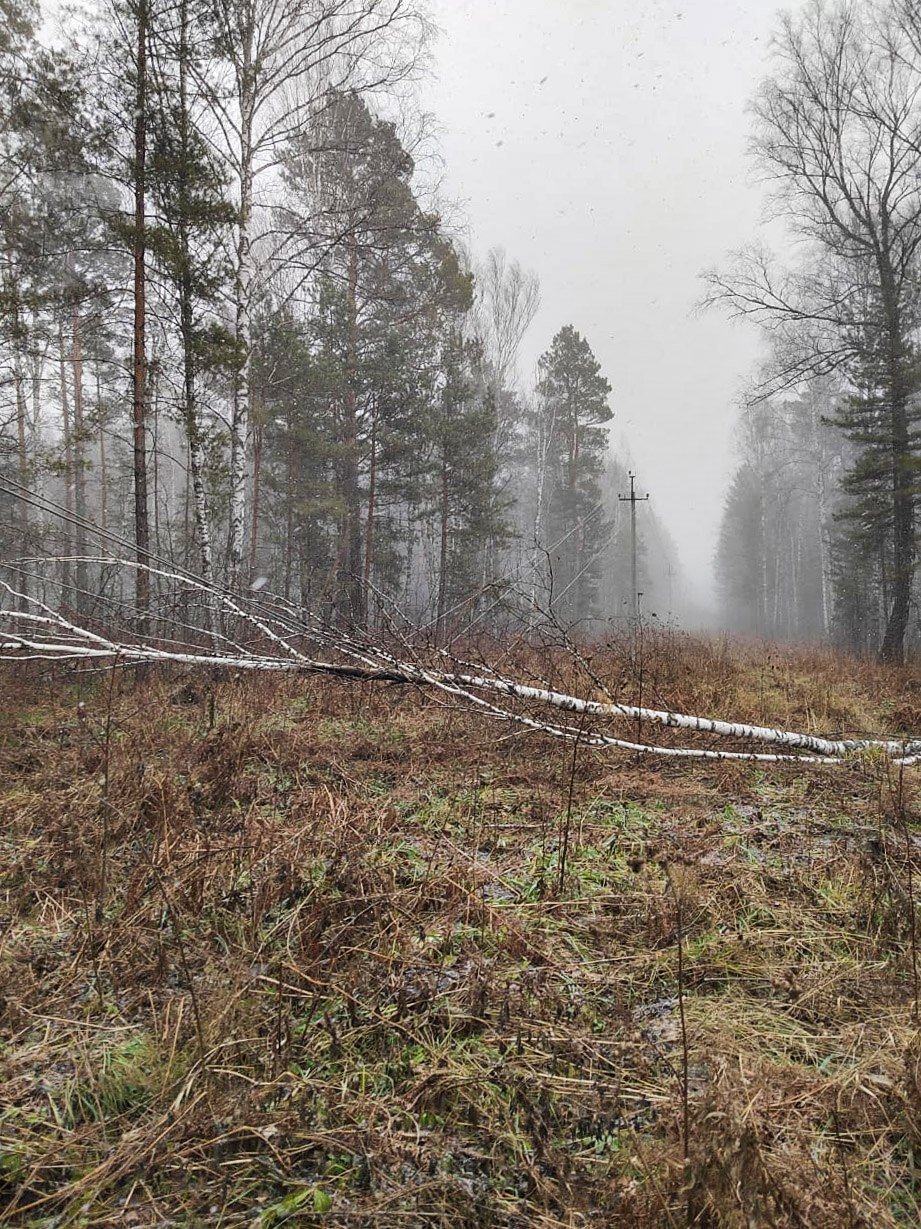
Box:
188 430 218 641
4 565 920 762
441 671 920 756
228 70 254 590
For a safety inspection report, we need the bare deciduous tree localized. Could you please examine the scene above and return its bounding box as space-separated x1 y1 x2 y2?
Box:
473 247 540 393
204 0 428 588
704 0 921 662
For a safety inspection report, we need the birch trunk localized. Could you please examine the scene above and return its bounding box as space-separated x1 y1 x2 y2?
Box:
337 239 363 622
249 417 263 578
228 75 255 590
174 0 216 629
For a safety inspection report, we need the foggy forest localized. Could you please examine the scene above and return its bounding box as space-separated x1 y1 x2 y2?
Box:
0 0 687 647
6 1 921 1226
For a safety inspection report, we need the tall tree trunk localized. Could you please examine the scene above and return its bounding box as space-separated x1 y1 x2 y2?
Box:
14 360 28 513
186 406 214 584
132 0 151 628
757 488 768 637
816 475 830 640
69 266 88 609
58 321 74 609
228 45 255 590
171 0 217 632
879 291 914 664
30 331 45 492
13 323 29 609
337 239 363 623
284 409 294 602
532 408 548 605
94 354 108 538
881 412 913 662
436 450 449 643
249 416 263 578
151 360 161 562
363 404 377 625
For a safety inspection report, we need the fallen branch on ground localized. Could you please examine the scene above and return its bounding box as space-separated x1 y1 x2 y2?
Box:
1 558 917 766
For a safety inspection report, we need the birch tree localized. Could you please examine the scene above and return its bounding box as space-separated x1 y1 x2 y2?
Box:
129 0 152 624
205 0 427 589
705 0 921 662
716 380 854 643
471 247 540 584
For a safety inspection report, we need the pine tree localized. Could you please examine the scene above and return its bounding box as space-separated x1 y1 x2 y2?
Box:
254 301 338 605
429 330 505 640
533 326 613 624
147 0 235 594
203 0 425 590
284 91 471 623
0 1 97 604
829 307 921 650
706 2 921 661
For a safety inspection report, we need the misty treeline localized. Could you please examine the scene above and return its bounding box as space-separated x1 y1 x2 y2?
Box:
709 0 921 663
716 377 859 647
0 0 679 642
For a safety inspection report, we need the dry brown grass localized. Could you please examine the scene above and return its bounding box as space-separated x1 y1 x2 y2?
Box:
1 632 921 1226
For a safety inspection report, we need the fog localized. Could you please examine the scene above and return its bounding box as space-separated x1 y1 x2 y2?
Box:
423 0 805 607
6 0 920 658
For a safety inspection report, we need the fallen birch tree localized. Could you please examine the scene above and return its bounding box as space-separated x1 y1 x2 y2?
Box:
1 558 918 767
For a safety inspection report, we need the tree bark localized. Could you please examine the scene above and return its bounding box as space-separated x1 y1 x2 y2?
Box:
362 404 377 625
249 416 263 579
13 322 29 609
436 449 449 643
69 265 88 609
132 0 151 628
337 239 363 623
228 41 255 591
94 352 108 538
284 407 294 602
58 321 74 609
879 280 913 665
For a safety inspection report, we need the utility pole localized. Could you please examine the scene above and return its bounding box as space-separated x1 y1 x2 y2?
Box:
618 472 649 623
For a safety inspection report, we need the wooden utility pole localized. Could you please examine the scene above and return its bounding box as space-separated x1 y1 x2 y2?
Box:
618 472 649 623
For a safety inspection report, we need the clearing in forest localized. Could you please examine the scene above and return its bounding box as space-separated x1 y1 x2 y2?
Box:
2 635 921 1227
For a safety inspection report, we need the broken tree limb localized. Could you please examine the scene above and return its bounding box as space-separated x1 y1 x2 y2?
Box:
0 557 918 766
440 672 921 757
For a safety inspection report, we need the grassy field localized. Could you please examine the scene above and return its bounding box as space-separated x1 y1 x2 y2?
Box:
2 632 921 1226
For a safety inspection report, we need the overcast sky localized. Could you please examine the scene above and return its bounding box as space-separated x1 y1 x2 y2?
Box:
421 0 807 606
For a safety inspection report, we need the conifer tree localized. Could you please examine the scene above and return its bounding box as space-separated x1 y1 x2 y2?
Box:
203 0 426 590
533 325 613 623
284 90 468 623
706 2 921 661
429 330 504 640
0 0 95 602
254 301 338 604
147 0 235 592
